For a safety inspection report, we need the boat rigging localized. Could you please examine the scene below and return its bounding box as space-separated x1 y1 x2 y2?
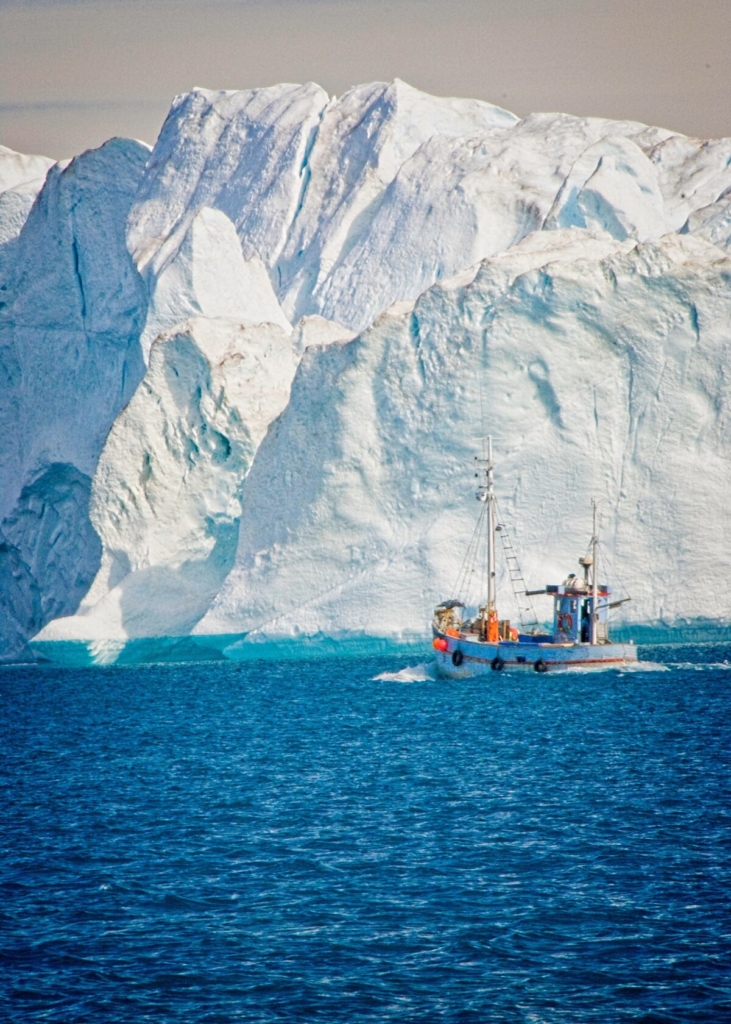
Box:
432 438 637 675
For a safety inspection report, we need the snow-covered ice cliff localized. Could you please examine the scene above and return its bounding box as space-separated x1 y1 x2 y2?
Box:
2 81 731 658
0 138 149 658
51 316 298 640
196 230 731 642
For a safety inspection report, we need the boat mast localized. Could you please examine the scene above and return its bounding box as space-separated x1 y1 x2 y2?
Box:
591 499 599 645
486 436 496 614
475 436 499 642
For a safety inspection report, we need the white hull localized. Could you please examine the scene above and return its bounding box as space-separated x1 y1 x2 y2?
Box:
434 631 637 678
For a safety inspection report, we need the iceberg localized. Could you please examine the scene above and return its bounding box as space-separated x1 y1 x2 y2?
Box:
196 230 731 640
0 137 149 658
40 316 297 641
1 80 730 659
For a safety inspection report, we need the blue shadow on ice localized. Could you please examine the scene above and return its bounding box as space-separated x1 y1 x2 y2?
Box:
25 619 731 668
28 633 429 668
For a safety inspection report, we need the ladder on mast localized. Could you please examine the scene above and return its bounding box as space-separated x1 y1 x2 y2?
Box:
497 524 541 631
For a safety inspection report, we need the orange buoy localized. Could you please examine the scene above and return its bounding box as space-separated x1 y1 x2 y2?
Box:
433 637 449 652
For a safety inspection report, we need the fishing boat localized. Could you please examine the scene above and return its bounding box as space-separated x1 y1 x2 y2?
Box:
432 438 637 676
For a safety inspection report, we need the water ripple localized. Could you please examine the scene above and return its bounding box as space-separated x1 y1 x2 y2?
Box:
1 648 729 1021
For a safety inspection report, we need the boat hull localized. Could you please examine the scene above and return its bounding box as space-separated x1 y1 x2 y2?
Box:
433 631 637 678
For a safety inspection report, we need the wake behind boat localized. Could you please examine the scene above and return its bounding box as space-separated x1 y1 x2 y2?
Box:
432 439 637 676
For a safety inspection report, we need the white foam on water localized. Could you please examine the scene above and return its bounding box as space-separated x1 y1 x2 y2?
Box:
616 661 670 673
660 661 731 671
372 661 438 683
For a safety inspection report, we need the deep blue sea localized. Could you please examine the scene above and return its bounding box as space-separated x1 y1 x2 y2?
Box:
2 645 730 1023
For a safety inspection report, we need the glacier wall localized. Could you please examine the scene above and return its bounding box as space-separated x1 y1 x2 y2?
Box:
196 231 731 641
0 137 149 658
44 316 298 641
2 80 731 657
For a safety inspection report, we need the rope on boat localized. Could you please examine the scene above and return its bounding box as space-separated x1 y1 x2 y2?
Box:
595 538 632 615
583 503 632 617
449 488 541 631
451 497 487 606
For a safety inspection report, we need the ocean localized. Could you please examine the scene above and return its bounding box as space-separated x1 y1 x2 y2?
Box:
2 645 730 1022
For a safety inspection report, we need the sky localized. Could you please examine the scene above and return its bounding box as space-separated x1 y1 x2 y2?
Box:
0 0 729 159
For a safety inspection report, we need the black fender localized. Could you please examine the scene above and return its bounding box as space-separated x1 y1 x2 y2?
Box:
491 656 505 671
451 649 464 667
534 658 548 673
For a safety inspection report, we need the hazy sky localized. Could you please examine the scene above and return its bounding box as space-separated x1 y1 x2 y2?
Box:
1 0 729 159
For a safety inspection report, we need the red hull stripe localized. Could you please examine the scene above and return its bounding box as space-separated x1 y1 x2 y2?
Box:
446 653 631 667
